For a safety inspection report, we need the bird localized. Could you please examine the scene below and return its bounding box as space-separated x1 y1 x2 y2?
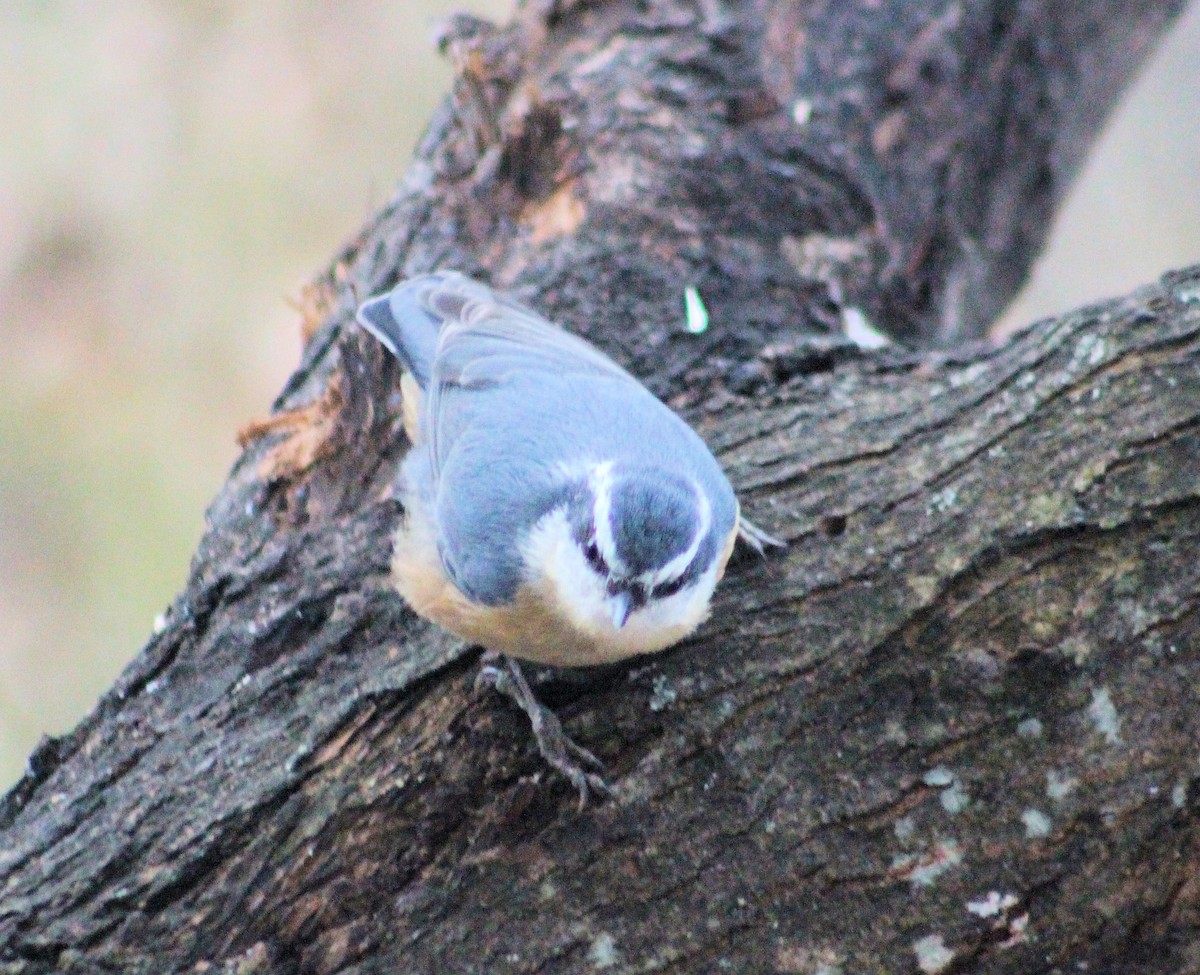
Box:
356 271 780 801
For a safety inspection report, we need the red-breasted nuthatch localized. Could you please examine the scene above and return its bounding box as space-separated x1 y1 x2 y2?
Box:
357 272 777 800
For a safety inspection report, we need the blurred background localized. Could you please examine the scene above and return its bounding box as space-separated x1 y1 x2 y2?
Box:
1 1 1198 790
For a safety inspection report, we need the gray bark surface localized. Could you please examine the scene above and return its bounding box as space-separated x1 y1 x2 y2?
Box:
2 1 1197 972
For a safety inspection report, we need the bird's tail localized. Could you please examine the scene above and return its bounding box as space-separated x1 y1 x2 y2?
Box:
356 275 449 391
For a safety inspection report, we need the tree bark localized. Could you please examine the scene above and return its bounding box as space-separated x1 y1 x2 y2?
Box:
2 1 1196 973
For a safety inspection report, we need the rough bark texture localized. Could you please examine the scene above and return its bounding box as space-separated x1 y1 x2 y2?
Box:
1 1 1196 973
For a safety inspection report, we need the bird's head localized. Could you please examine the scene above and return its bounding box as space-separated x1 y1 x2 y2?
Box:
521 461 734 656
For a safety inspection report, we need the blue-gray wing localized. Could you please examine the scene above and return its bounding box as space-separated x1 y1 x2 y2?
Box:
428 274 628 384
416 272 632 487
357 271 624 389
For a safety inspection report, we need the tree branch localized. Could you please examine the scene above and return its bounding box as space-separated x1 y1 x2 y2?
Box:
1 1 1194 973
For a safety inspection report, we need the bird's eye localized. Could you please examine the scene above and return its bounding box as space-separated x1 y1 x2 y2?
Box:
652 575 687 599
583 539 606 572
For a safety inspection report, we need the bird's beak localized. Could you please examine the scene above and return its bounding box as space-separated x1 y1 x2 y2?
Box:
609 591 634 629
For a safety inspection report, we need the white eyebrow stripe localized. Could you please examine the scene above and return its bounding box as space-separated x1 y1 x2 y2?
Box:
589 461 629 575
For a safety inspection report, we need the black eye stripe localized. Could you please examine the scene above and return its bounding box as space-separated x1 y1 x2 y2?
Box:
581 528 691 598
652 576 687 598
584 538 607 573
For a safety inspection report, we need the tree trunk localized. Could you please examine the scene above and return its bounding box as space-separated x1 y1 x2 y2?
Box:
2 1 1197 972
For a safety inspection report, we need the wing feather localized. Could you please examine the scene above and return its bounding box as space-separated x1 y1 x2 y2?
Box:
415 272 632 484
430 275 629 383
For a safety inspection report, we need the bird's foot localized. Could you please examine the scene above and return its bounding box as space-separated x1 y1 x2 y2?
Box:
738 515 786 555
475 652 614 807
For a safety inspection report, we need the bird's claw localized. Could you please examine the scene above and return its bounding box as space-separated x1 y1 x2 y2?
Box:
475 654 614 807
738 515 786 555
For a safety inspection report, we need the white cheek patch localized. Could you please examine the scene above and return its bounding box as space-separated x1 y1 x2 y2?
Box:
520 508 610 632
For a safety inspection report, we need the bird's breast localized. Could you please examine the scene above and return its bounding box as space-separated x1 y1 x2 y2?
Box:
390 502 703 667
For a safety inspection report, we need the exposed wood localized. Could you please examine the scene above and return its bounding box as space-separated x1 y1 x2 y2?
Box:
1 1 1195 973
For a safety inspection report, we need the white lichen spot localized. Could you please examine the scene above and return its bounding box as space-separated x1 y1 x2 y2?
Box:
1173 779 1189 809
1016 717 1043 739
1046 770 1076 802
841 306 891 349
940 780 970 815
589 932 619 969
966 891 1019 918
648 674 677 712
1021 808 1052 839
894 816 916 843
792 98 813 125
683 286 709 334
540 880 558 902
152 611 169 635
947 361 990 388
1072 333 1107 367
913 934 955 974
927 486 958 514
1087 338 1107 365
1001 912 1030 947
908 575 940 603
1088 687 1122 745
893 839 963 887
1170 278 1200 303
923 766 955 788
922 767 968 814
